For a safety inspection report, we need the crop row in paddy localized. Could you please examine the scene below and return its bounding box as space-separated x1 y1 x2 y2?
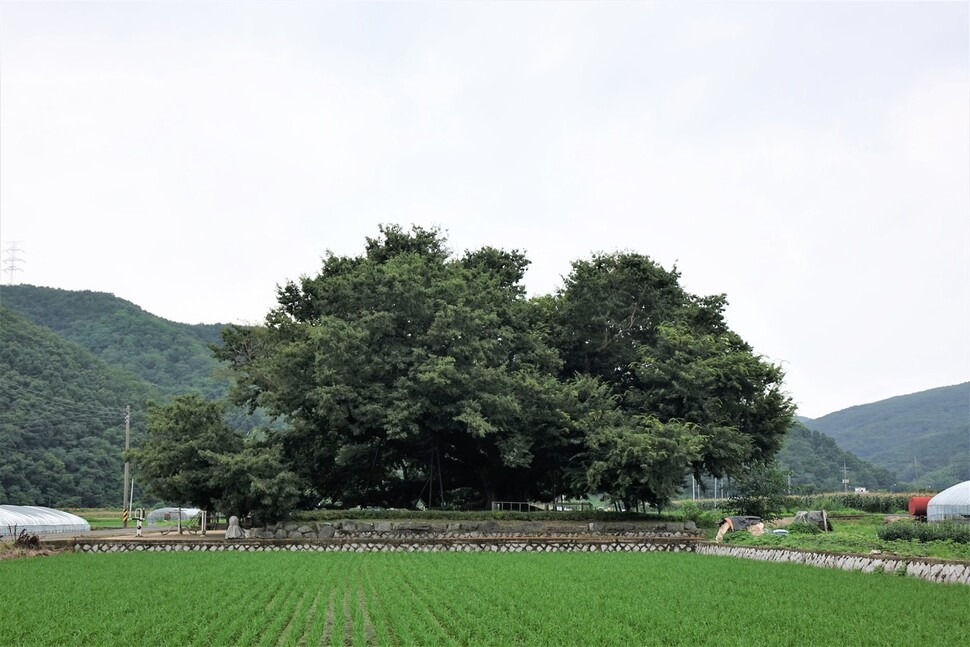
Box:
1 552 966 646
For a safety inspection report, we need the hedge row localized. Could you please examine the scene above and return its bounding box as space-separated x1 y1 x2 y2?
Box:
291 509 676 523
684 493 913 514
784 494 913 513
877 521 970 544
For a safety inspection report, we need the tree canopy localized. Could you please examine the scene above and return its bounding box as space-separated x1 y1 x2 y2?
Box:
217 225 570 508
129 394 299 523
214 225 794 512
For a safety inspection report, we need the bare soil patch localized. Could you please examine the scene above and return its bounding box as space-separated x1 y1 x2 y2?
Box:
0 545 62 561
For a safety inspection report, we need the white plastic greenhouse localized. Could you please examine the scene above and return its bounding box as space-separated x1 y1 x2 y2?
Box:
0 505 91 537
927 480 970 523
145 507 201 525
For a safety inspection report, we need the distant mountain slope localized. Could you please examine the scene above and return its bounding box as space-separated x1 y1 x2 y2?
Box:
775 423 896 493
0 284 227 398
801 383 969 489
0 306 159 506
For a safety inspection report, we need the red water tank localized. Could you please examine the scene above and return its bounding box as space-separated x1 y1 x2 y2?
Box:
908 496 931 517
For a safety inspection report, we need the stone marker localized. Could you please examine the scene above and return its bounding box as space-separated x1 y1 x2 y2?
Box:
226 515 245 540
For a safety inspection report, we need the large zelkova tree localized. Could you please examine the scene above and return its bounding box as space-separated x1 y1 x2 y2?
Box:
215 230 793 511
215 225 572 508
552 253 795 509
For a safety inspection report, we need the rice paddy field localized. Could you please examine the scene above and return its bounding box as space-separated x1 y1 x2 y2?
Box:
2 551 966 646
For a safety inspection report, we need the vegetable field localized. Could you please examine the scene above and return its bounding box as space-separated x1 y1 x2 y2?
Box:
2 552 966 646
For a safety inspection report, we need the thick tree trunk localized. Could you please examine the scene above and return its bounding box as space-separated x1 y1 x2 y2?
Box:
478 467 496 509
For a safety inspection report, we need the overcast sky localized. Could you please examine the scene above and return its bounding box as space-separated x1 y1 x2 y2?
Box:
1 1 967 419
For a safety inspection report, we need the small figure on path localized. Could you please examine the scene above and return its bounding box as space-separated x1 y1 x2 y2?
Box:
225 515 245 540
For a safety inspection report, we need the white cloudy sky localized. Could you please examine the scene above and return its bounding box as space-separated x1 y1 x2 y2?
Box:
1 1 968 418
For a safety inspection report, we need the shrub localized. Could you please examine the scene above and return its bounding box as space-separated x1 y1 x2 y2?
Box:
12 529 40 549
786 521 823 535
877 521 970 544
727 463 787 521
674 502 722 529
678 502 702 523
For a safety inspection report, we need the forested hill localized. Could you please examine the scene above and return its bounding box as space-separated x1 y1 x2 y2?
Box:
0 284 227 398
775 423 896 493
800 383 970 490
0 306 159 506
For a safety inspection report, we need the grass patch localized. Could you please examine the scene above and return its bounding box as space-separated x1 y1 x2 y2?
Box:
67 508 124 528
724 514 970 560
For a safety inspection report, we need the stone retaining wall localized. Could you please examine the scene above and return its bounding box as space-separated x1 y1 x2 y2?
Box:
73 538 695 554
697 544 970 585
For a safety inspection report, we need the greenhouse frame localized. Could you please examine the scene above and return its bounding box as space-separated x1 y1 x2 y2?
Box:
927 480 970 523
0 505 91 536
145 507 201 525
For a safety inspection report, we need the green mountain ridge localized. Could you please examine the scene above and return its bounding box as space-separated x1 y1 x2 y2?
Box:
0 284 227 398
775 423 896 493
0 306 159 506
0 286 279 506
800 383 969 490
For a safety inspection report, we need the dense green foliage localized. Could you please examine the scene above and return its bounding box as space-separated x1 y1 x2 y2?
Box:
218 228 573 509
687 493 912 514
878 521 970 544
801 383 969 489
2 552 966 646
292 508 673 522
1 285 227 398
0 307 157 506
783 493 912 514
216 225 794 512
775 422 897 493
726 462 788 520
550 255 793 501
129 395 300 523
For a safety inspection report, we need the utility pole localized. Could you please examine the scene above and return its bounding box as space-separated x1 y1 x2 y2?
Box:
914 457 919 492
842 462 849 494
123 405 130 528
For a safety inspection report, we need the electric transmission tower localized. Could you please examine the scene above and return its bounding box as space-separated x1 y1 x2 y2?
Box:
2 242 24 285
